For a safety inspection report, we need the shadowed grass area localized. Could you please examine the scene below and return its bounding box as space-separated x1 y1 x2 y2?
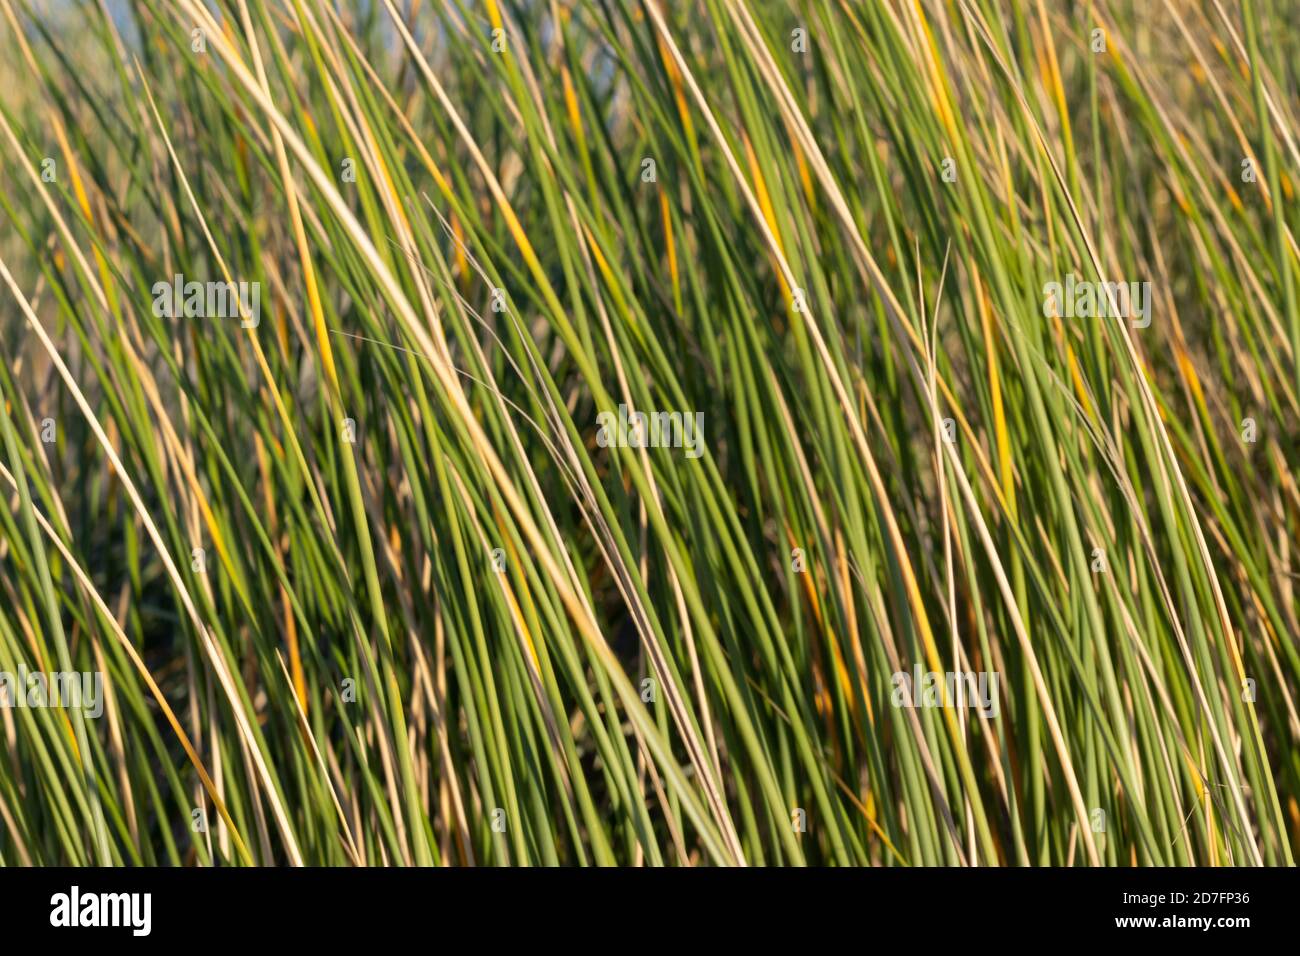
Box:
0 0 1297 866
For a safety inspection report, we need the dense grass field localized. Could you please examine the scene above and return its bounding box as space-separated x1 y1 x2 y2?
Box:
0 0 1298 866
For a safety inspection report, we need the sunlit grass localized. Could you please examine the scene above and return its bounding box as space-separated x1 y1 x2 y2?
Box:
0 0 1297 866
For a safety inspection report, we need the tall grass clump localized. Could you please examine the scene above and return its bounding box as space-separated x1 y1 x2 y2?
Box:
0 0 1298 867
